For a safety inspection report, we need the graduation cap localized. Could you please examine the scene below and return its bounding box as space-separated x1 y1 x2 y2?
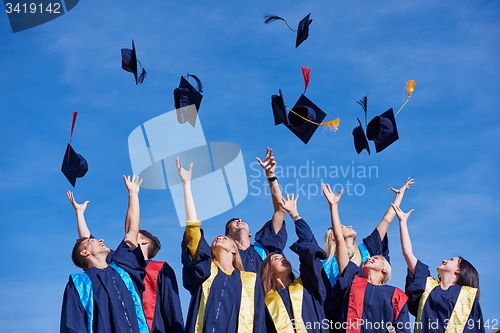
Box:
121 40 147 84
62 144 88 187
352 118 370 155
263 13 313 48
271 89 287 125
174 74 203 127
285 94 327 144
366 108 399 153
61 112 88 187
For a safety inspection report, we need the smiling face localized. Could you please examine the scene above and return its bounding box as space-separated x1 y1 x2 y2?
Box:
269 253 292 277
437 257 461 276
225 218 250 238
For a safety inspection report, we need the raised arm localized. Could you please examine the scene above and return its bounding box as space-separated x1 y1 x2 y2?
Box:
123 175 143 248
322 184 348 274
376 177 414 240
391 203 417 274
66 191 91 238
176 157 201 261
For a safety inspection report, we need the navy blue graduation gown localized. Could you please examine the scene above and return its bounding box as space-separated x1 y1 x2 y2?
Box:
266 218 329 333
240 219 288 273
61 240 146 333
331 262 410 333
405 260 485 333
143 260 184 333
181 230 266 333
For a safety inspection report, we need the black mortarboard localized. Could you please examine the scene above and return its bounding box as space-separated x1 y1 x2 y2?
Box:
263 13 312 48
121 40 147 85
352 118 371 155
174 74 204 127
285 94 327 144
271 89 288 125
61 144 88 187
296 14 313 48
366 108 399 153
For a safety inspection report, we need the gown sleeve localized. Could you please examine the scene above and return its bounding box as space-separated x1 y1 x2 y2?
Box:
404 259 429 316
254 219 288 254
181 228 212 293
111 240 147 292
60 278 88 333
362 227 389 262
158 262 185 333
394 303 411 333
289 218 328 304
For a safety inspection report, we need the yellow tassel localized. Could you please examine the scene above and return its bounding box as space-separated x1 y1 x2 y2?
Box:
405 80 416 99
287 108 340 132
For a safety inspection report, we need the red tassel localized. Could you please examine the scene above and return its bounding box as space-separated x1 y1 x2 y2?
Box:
302 66 310 93
67 111 78 163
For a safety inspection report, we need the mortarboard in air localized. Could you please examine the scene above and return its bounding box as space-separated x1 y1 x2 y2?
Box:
352 118 370 155
366 108 399 153
271 89 288 125
61 143 88 187
174 74 203 127
285 94 327 144
121 40 147 85
263 13 313 48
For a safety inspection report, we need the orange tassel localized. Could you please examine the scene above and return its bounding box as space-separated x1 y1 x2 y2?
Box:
405 80 416 99
287 107 340 132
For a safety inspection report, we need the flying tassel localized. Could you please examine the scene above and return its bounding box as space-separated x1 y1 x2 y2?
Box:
287 107 340 132
302 66 310 93
138 68 147 84
356 96 368 127
263 14 297 31
395 80 416 116
67 111 78 163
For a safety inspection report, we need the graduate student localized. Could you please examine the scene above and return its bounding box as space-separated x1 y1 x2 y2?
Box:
61 175 148 333
177 158 266 333
225 148 288 273
67 189 184 333
323 184 410 333
260 193 329 333
392 204 485 333
322 178 414 287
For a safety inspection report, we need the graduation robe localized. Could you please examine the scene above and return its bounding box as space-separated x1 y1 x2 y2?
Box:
60 240 147 333
331 262 410 333
142 260 184 333
405 260 485 333
181 230 266 333
239 219 288 273
264 218 329 333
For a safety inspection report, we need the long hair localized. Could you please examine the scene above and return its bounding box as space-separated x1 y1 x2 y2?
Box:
456 257 480 298
323 227 362 266
210 235 244 271
380 255 392 284
260 252 295 296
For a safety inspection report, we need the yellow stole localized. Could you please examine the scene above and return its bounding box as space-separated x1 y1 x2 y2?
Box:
416 277 478 333
195 262 256 333
265 277 308 333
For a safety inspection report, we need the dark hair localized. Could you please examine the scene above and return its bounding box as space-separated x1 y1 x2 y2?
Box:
225 218 240 236
71 237 89 270
139 230 161 259
456 257 480 298
259 252 294 296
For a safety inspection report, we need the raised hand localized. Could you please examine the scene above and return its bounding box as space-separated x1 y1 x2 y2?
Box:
389 177 414 195
66 190 90 213
256 147 277 177
391 203 415 222
322 183 343 206
278 193 299 214
122 175 143 194
176 157 193 183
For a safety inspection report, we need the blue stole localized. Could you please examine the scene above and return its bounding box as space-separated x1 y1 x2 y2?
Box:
70 263 148 333
253 241 267 261
322 243 370 287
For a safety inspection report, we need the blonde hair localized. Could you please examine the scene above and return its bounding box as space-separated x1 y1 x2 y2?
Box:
380 255 392 284
323 227 362 266
210 235 244 271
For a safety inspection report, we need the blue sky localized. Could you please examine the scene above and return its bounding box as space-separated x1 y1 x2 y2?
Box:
1 0 499 331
